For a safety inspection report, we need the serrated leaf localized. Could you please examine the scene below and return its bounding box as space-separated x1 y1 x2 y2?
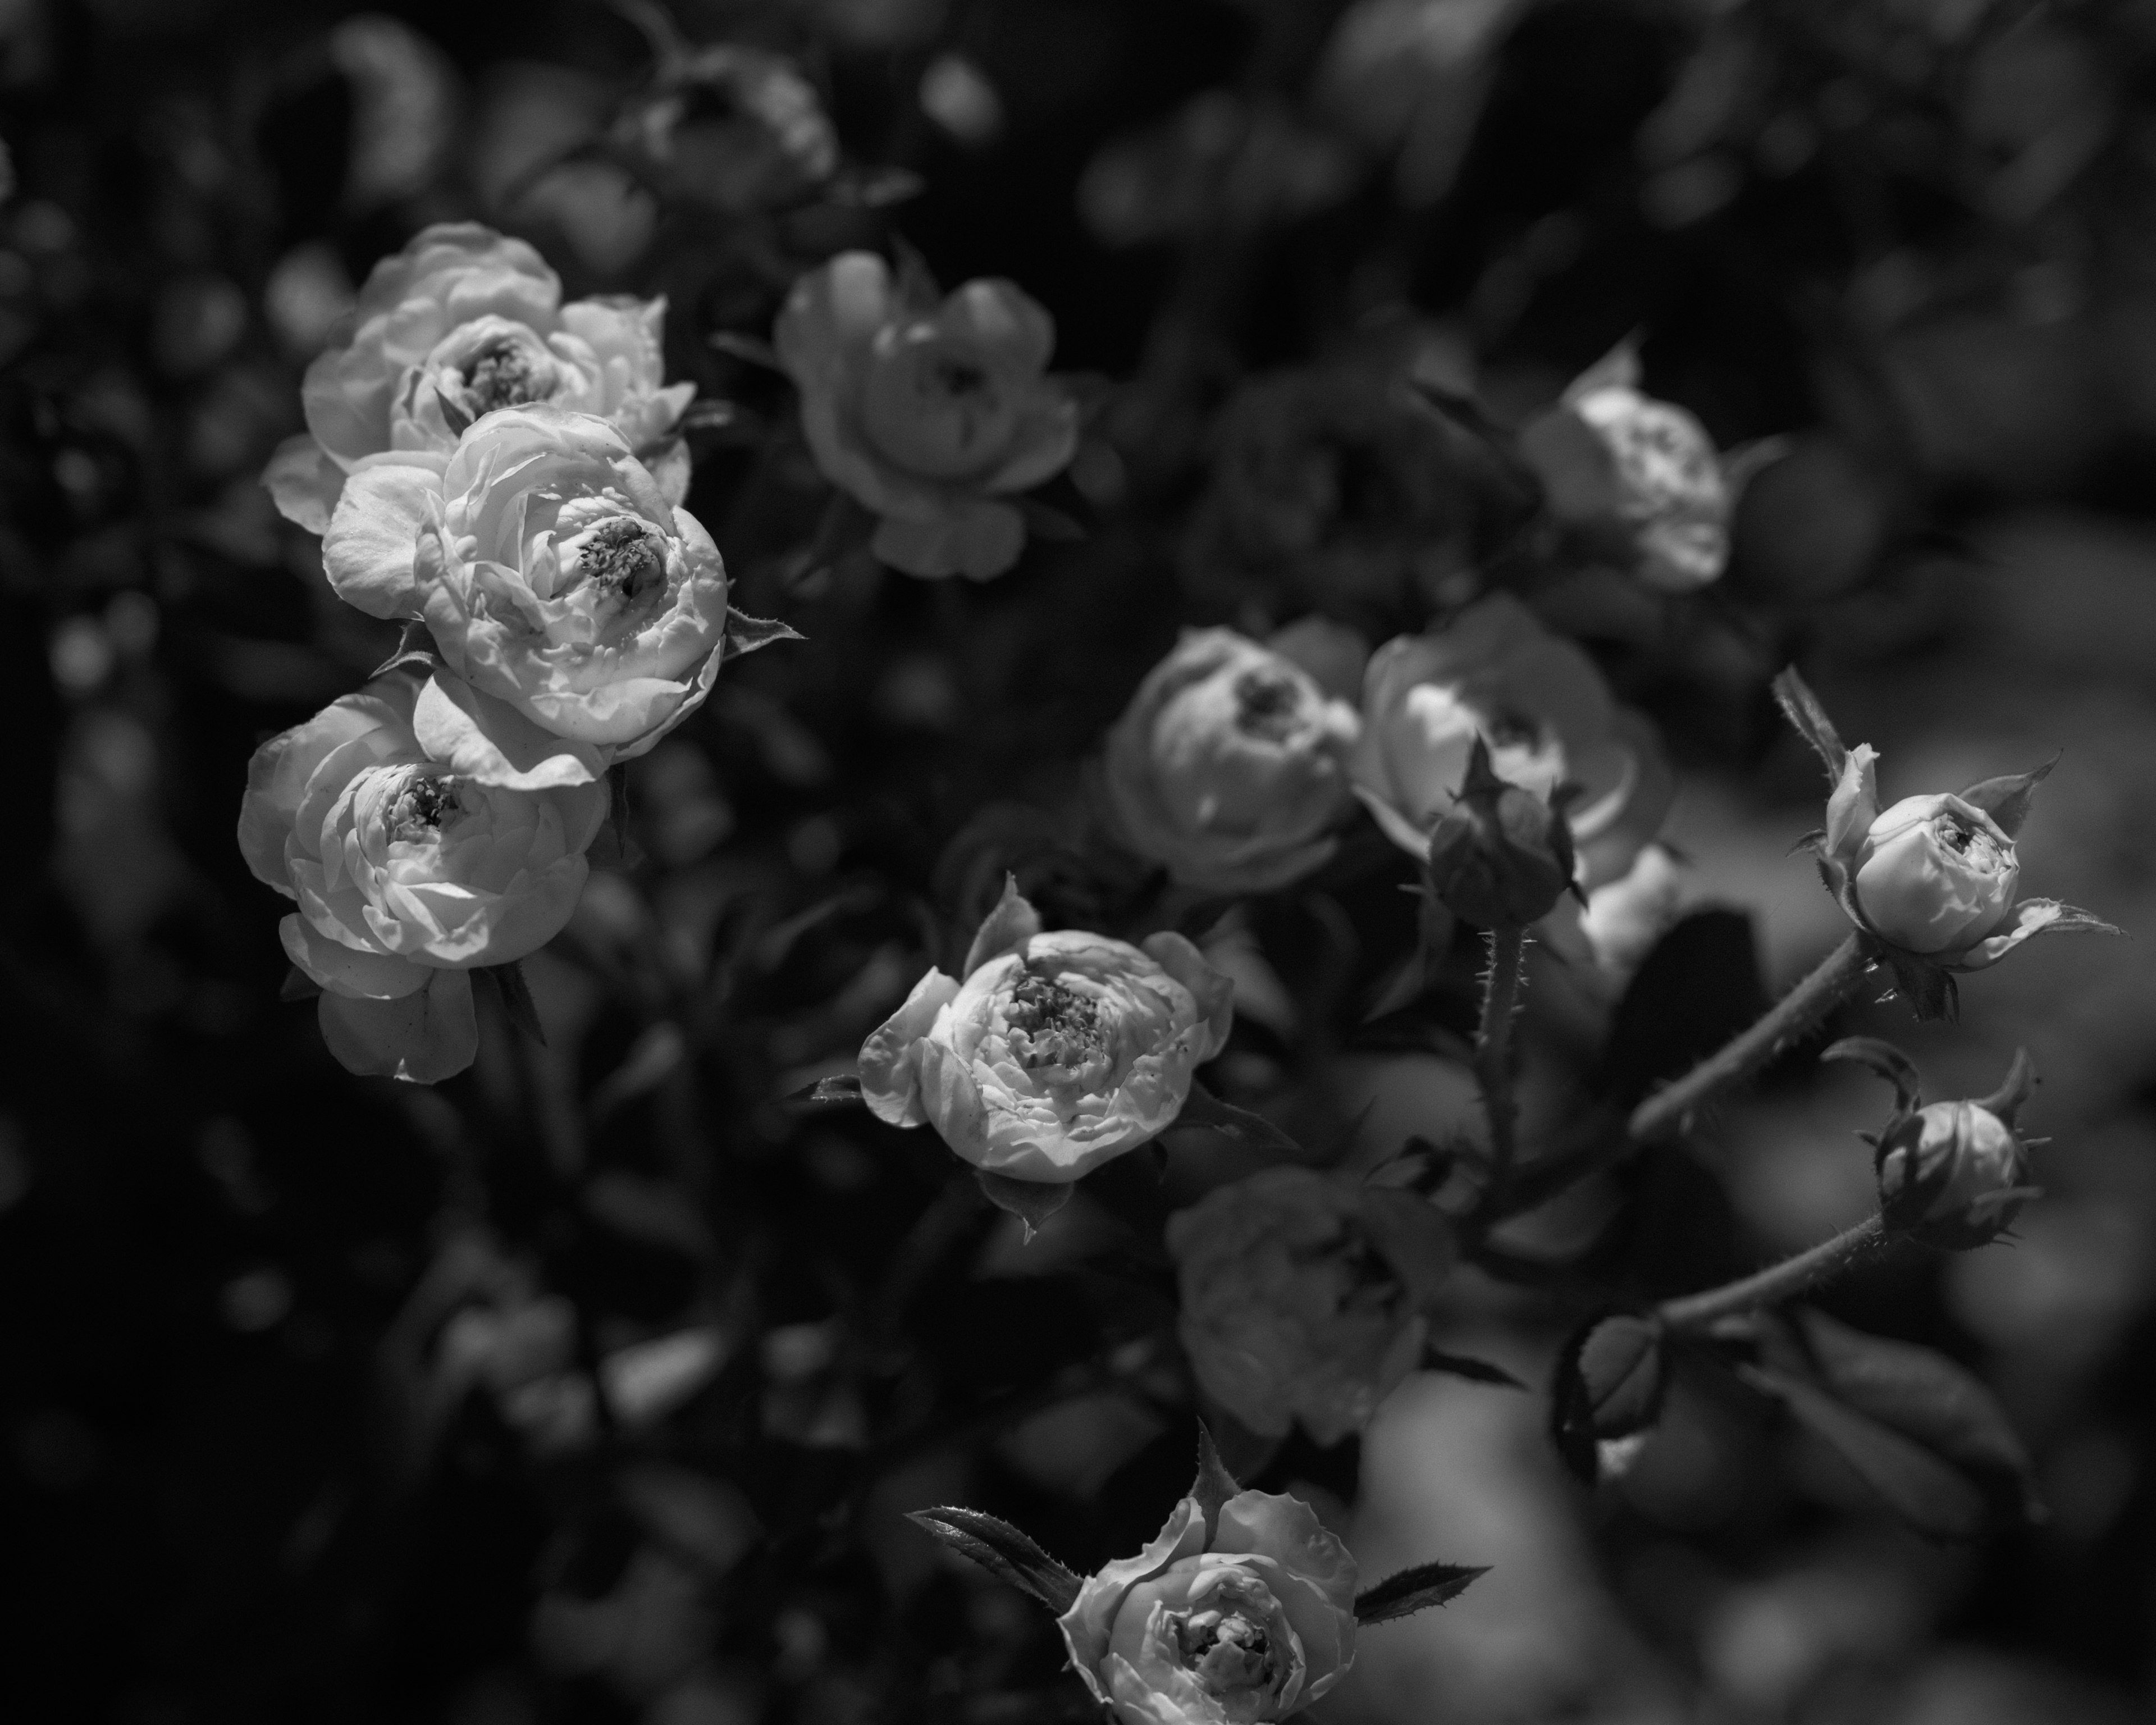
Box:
1771 667 1849 779
1353 1562 1488 1625
485 961 547 1045
1740 1364 1990 1539
976 1170 1072 1240
908 1507 1082 1613
368 619 437 680
1191 1422 1242 1542
1422 1348 1526 1390
721 608 805 663
1822 1037 1925 1117
1170 1084 1303 1156
1957 757 2056 839
784 1073 865 1108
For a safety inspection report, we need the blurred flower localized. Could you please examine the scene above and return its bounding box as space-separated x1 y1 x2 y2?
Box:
1577 841 1687 976
323 405 730 768
1181 359 1506 628
774 252 1078 579
1424 736 1577 927
613 41 838 214
1351 594 1671 889
236 667 607 1081
857 878 1232 1182
1167 1165 1452 1445
1103 626 1363 894
265 223 695 532
918 52 1002 147
328 13 459 212
1057 1483 1358 1724
1518 343 1733 592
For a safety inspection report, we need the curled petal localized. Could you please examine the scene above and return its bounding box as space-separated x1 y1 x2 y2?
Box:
1824 743 1880 865
280 914 430 1000
412 670 608 792
322 454 449 618
1822 1035 1926 1117
858 969 962 1127
1948 897 2121 970
1139 931 1234 1061
1055 1496 1207 1692
262 433 348 533
317 967 478 1084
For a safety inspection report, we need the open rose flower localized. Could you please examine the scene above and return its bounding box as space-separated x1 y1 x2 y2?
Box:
1057 1483 1358 1724
1168 1166 1453 1445
1104 625 1364 894
321 405 730 772
1776 668 2118 1015
1519 343 1733 592
1350 593 1671 890
264 223 695 532
858 879 1232 1181
773 251 1079 580
237 668 607 1083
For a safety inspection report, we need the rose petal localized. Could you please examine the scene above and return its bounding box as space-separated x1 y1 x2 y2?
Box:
322 455 447 618
412 670 608 791
280 914 428 1000
262 433 348 533
316 967 478 1084
1139 931 1235 1061
1055 1496 1207 1688
870 503 1027 581
858 969 962 1126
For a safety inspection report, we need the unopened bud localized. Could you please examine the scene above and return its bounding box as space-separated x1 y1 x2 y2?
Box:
1424 736 1576 925
1876 1051 2037 1249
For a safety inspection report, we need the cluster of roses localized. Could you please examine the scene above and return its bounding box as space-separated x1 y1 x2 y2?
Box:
244 223 2113 1725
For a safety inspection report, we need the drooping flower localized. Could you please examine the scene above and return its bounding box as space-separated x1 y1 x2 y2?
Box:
1057 1483 1359 1724
264 223 695 532
774 252 1078 580
1103 625 1364 894
1167 1166 1452 1445
858 879 1233 1182
237 668 608 1081
1350 593 1671 890
319 405 732 772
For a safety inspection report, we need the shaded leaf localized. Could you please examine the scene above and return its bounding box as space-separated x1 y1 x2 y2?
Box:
1739 1363 1989 1539
1354 1562 1488 1625
784 1073 865 1108
1958 757 2056 838
722 608 805 663
1171 1084 1304 1156
1551 1313 1668 1481
1822 1036 1925 1117
1191 1422 1243 1541
486 960 546 1046
279 966 323 1003
908 1507 1082 1613
1771 667 1849 778
368 619 437 680
1422 1347 1526 1390
1598 911 1769 1107
976 1170 1072 1240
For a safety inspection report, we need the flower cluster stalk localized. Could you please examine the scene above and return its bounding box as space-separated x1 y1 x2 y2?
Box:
1476 926 1527 1184
1656 1213 1888 1331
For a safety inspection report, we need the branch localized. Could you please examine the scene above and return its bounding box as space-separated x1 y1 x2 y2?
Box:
1476 926 1527 1185
1656 1213 1890 1332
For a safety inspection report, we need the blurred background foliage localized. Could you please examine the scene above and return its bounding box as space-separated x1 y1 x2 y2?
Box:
3 0 2156 1721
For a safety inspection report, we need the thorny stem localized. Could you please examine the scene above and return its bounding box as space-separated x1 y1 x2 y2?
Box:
1627 933 1872 1146
1657 1213 1890 1332
1476 926 1528 1186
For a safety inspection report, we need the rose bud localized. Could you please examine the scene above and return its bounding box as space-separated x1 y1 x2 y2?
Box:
1167 1166 1452 1445
1519 342 1732 592
320 406 730 770
1057 1482 1358 1724
1103 627 1363 895
1351 593 1671 892
1875 1051 2039 1251
264 223 695 533
858 878 1233 1183
1852 793 2019 955
1423 735 1577 925
237 668 607 1083
773 252 1079 580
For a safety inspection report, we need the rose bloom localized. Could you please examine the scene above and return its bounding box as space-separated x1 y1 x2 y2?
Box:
1852 793 2020 955
858 881 1232 1182
264 223 695 532
1519 344 1730 592
237 668 607 1081
1350 593 1671 889
1057 1485 1358 1725
774 251 1078 580
1167 1166 1453 1445
1104 626 1363 894
321 406 730 769
1181 359 1504 628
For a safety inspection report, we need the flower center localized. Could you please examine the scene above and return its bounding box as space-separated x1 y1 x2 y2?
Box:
1934 813 2008 872
387 770 461 841
460 340 547 414
1231 668 1307 744
573 517 664 605
1174 1608 1277 1696
1003 968 1102 1070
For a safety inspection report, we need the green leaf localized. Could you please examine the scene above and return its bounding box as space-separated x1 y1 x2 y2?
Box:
1822 1037 1925 1117
1354 1562 1488 1625
1550 1313 1668 1481
1170 1084 1304 1156
1957 757 2056 839
1422 1347 1525 1390
721 608 805 663
784 1073 865 1108
1190 1422 1243 1542
367 619 438 681
908 1507 1082 1613
1770 667 1849 779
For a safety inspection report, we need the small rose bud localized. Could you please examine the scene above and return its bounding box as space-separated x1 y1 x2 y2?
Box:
1878 1099 2031 1250
1852 793 2019 955
1424 736 1576 925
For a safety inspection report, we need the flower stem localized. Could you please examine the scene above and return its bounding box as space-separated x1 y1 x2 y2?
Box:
1476 925 1527 1184
1657 1213 1889 1332
1628 933 1871 1146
